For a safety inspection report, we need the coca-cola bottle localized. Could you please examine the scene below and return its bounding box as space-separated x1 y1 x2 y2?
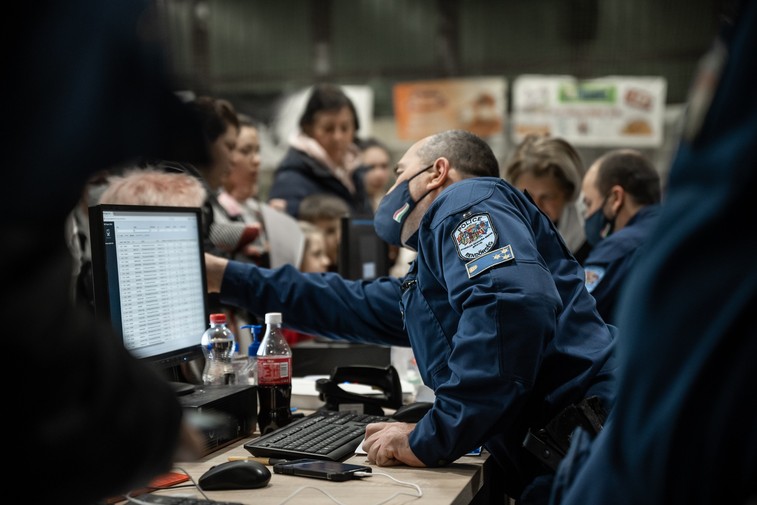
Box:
256 312 293 434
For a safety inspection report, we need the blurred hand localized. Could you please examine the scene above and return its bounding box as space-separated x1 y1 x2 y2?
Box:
173 421 206 462
362 422 425 467
204 253 229 293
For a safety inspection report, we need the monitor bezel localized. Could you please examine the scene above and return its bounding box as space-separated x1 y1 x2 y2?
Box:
337 215 391 281
88 203 208 370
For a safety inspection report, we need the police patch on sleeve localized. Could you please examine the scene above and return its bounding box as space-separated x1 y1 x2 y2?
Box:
452 213 498 260
584 265 605 293
466 245 514 278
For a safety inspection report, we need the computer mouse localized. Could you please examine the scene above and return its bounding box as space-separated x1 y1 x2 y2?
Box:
392 401 434 423
198 460 271 490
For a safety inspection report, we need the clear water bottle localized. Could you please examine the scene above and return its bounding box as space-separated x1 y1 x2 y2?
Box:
256 313 293 434
238 324 263 386
200 313 236 385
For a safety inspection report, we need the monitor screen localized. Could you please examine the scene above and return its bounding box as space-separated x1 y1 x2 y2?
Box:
338 216 390 280
88 204 208 370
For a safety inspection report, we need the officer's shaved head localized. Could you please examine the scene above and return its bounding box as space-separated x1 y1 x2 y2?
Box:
418 130 500 178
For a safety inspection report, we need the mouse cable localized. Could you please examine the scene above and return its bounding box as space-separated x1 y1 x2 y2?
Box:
125 466 212 505
277 472 422 505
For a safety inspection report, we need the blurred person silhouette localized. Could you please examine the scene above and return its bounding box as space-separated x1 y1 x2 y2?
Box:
218 113 304 269
549 2 757 504
504 135 591 264
4 1 210 503
580 149 662 325
268 83 372 218
357 137 394 212
297 193 350 272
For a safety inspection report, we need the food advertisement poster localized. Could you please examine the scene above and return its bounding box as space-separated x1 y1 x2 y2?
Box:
511 75 667 147
393 77 507 141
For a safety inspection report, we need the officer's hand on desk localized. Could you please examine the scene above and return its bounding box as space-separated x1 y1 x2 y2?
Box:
363 422 425 467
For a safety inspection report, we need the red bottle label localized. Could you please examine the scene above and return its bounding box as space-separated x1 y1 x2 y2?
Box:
257 356 292 385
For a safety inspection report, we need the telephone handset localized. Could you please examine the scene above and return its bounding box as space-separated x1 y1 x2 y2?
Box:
315 365 403 416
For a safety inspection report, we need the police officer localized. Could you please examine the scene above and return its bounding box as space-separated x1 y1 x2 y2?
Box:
550 2 757 503
205 129 616 504
581 149 662 324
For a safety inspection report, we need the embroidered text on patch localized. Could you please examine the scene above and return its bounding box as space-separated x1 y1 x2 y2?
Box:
453 213 497 260
466 245 515 278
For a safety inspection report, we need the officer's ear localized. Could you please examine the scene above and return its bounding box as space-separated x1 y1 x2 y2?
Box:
427 158 454 189
608 184 625 214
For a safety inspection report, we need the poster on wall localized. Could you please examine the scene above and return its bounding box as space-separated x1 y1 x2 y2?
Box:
393 77 507 141
511 75 667 147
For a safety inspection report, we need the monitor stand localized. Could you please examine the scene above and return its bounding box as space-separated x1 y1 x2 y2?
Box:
170 381 196 396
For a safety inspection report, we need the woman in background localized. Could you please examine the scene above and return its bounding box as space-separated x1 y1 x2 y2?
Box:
268 83 371 218
504 134 591 263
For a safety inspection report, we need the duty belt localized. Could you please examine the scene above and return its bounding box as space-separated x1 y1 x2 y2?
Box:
522 396 607 472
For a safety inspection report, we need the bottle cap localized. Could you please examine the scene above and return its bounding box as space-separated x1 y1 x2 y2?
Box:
265 312 282 324
209 313 226 324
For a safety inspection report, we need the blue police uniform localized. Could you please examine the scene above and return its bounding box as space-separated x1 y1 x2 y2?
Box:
220 177 616 500
550 2 757 504
582 204 661 324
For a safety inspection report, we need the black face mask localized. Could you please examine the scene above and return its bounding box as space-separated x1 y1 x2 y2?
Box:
373 164 434 250
583 198 615 246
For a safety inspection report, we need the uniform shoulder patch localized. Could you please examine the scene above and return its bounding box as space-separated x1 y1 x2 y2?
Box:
466 245 514 278
452 213 498 260
584 265 606 293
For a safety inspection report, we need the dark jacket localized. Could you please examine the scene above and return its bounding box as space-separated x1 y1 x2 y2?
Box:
268 147 372 217
582 204 661 324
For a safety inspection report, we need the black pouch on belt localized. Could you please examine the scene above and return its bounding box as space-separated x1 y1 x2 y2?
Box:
522 396 607 472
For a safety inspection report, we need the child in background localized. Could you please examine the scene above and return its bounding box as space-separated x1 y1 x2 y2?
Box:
297 193 350 272
297 221 331 274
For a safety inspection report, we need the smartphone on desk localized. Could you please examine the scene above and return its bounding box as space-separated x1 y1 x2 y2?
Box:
273 459 372 481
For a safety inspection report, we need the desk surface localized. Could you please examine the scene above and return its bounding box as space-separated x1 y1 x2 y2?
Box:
156 437 488 505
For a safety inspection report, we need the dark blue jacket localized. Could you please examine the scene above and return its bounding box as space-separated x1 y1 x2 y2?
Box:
550 2 757 504
583 204 661 324
221 177 617 500
268 146 371 217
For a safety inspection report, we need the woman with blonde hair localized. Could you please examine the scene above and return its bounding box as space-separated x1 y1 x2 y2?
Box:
504 134 591 263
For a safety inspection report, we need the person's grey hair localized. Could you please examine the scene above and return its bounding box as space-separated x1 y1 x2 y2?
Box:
99 168 207 207
416 130 500 178
503 134 585 202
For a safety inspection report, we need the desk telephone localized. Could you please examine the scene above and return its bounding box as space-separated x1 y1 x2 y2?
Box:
315 365 404 416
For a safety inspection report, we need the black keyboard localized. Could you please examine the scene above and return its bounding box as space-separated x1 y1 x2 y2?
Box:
244 410 391 461
133 494 243 505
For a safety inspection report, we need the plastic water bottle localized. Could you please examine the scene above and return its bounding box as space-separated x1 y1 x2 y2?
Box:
238 324 263 385
200 313 236 385
256 312 293 434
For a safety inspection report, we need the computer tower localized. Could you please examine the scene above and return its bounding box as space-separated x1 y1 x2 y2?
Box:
178 384 257 454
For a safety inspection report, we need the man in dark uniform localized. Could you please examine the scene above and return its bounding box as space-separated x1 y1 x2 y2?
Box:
580 149 662 324
549 1 757 504
205 129 617 503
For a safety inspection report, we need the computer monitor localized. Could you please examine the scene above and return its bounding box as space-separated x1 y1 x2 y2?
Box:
88 204 208 390
338 216 391 281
